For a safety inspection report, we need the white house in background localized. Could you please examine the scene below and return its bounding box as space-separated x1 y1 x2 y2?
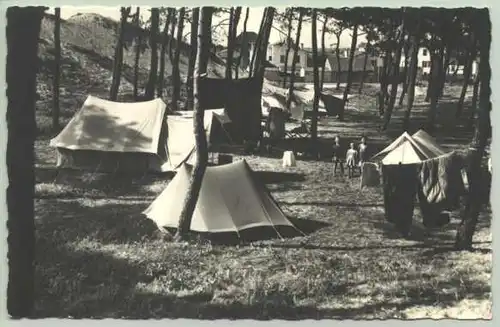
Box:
396 48 431 74
399 48 478 77
266 42 333 74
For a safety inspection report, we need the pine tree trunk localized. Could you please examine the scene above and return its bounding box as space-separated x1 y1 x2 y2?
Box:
438 46 451 98
358 46 369 94
378 50 390 116
133 7 142 99
254 8 275 78
286 9 303 109
225 7 241 80
339 23 358 121
456 37 476 118
425 47 444 133
186 8 199 109
383 24 405 131
248 9 266 78
424 54 434 102
231 7 242 78
157 9 172 99
424 45 437 103
402 30 420 132
235 7 249 78
311 9 320 143
6 6 46 318
335 33 342 90
398 43 410 107
110 7 130 101
319 16 328 91
453 62 460 77
468 70 480 128
168 9 177 63
52 7 61 131
282 9 293 88
145 8 160 100
455 9 491 250
225 8 235 80
171 7 186 110
253 7 275 143
175 7 212 241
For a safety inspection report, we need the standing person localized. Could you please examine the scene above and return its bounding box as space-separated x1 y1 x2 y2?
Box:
358 135 368 174
332 135 344 176
346 142 358 178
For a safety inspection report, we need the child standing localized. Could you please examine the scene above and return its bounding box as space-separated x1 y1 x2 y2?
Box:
345 142 358 178
332 136 344 176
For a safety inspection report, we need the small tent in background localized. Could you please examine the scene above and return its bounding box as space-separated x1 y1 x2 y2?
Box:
50 95 232 173
176 108 233 147
143 159 302 241
261 95 285 118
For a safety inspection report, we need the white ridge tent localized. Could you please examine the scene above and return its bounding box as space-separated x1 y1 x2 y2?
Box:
371 130 445 165
143 159 300 237
50 95 231 173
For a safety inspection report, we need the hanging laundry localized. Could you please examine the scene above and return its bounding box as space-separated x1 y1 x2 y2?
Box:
418 151 464 209
417 183 450 228
382 164 418 236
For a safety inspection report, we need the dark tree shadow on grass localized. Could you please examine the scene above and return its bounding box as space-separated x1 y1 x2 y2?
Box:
35 166 172 199
279 200 384 208
370 206 491 246
34 199 490 319
34 236 492 319
253 171 305 184
35 200 161 245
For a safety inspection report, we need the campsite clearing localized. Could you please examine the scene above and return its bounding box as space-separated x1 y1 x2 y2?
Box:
33 83 492 319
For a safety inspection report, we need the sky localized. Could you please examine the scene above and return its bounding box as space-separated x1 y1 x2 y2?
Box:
55 6 365 49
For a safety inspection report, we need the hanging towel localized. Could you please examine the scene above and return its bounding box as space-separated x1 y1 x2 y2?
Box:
360 162 380 188
417 182 450 228
418 151 464 209
382 164 418 236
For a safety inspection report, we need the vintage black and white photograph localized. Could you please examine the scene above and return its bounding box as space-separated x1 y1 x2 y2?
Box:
5 4 492 320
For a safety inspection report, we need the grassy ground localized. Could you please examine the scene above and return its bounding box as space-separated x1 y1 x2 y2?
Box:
33 80 492 319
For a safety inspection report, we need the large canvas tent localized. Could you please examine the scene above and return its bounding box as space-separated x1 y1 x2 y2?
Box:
371 130 445 165
143 160 301 240
50 95 231 173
